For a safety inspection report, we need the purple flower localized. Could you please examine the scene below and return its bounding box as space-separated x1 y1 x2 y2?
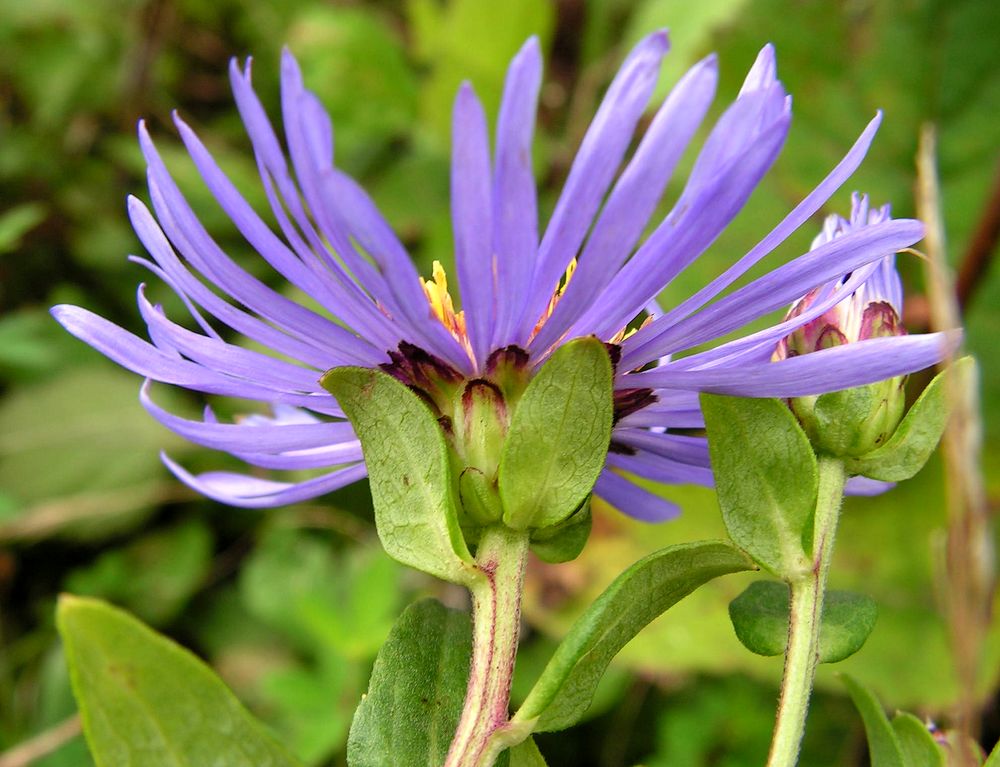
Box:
52 34 955 521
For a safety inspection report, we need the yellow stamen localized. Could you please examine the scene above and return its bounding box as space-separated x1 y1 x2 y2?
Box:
422 256 641 359
422 261 472 357
528 257 577 342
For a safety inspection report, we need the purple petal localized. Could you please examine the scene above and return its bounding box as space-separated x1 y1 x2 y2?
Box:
845 476 895 496
140 383 352 452
51 305 333 408
738 44 778 96
664 262 879 372
127 198 361 369
593 469 681 522
611 428 711 467
529 54 718 353
137 288 324 392
163 453 368 508
491 38 542 348
139 125 389 361
574 116 790 341
451 83 496 369
630 332 959 397
323 170 471 371
620 113 884 370
518 31 670 341
606 450 714 487
622 218 922 367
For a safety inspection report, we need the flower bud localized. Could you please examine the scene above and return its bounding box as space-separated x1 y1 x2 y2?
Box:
775 195 908 458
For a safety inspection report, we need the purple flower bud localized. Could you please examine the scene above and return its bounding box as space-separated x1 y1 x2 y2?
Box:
776 194 910 457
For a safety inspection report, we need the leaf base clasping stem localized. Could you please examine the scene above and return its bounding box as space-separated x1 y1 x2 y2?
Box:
767 457 847 767
445 525 532 767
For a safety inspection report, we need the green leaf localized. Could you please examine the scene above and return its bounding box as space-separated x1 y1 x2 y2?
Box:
529 503 592 564
846 358 973 481
321 366 477 585
57 595 301 767
700 394 818 577
514 541 752 732
842 675 906 767
728 581 877 663
347 598 471 767
508 736 548 766
891 712 945 767
499 337 613 531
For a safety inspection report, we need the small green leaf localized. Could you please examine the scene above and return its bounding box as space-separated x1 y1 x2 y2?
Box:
846 357 974 481
322 367 477 586
57 595 301 767
842 675 906 767
508 736 548 766
347 599 471 767
892 711 945 767
499 337 613 531
701 394 818 577
514 541 752 732
529 503 592 564
728 581 877 663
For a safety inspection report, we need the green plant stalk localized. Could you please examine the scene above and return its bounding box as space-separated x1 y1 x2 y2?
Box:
767 457 847 767
444 525 531 767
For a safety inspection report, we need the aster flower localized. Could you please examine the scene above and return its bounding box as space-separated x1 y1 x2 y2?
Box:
52 33 954 522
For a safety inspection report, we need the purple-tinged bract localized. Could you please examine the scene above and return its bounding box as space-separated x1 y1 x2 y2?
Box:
52 34 956 520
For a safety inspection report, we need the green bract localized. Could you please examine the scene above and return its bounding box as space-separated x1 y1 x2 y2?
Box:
793 377 906 458
845 357 972 481
498 337 613 531
321 366 478 586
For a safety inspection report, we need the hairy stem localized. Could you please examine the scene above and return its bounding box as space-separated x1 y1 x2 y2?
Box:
767 457 847 767
444 525 531 767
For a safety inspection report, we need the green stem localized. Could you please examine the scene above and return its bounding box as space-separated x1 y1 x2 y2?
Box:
444 525 531 767
766 457 847 767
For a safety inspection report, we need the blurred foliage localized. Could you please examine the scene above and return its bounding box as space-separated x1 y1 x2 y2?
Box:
1 0 998 765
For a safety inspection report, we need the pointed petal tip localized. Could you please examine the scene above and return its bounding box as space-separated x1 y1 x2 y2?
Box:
518 35 543 60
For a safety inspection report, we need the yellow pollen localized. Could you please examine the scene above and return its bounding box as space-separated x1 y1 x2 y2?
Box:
528 257 578 342
422 257 641 357
422 261 471 355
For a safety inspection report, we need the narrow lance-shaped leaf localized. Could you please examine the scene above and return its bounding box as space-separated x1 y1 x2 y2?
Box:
322 367 478 586
513 541 753 732
728 580 878 663
499 337 613 530
846 357 974 481
701 394 818 577
57 595 302 767
842 674 906 767
347 598 472 767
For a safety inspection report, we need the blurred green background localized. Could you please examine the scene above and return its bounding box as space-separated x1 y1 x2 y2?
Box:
1 0 998 765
